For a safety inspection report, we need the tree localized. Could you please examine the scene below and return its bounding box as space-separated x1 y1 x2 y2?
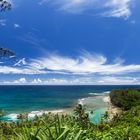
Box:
0 47 15 58
0 2 15 59
74 104 89 128
0 0 11 12
103 111 109 122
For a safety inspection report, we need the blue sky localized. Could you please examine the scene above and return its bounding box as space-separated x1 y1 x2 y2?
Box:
0 0 140 85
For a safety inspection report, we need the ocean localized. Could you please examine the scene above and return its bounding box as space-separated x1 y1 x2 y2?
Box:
0 85 139 122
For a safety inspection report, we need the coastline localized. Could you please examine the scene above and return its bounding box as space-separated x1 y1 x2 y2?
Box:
78 95 109 123
103 96 122 118
0 92 116 122
1 109 69 121
1 96 108 122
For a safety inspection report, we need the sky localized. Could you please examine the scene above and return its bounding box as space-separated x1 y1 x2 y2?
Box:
0 0 140 85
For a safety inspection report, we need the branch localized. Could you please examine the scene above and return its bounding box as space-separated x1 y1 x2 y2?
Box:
0 47 16 58
0 0 11 12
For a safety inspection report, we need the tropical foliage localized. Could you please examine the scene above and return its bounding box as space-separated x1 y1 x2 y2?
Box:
110 89 140 110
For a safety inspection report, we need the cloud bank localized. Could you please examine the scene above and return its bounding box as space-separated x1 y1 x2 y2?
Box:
1 76 140 85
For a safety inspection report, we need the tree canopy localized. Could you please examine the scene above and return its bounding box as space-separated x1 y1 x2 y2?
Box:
110 89 140 110
0 47 15 58
0 1 14 59
0 0 11 11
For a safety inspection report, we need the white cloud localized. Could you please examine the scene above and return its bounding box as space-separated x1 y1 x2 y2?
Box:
2 78 69 85
3 78 27 85
0 19 6 26
1 76 140 85
13 78 27 84
14 58 26 66
97 76 138 85
0 65 46 74
31 78 42 84
1 52 140 76
29 52 140 75
102 0 132 18
40 0 134 18
14 23 20 28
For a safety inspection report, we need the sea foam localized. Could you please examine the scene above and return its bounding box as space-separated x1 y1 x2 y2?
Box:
89 91 110 96
1 110 64 121
78 98 86 105
4 113 18 121
89 93 101 96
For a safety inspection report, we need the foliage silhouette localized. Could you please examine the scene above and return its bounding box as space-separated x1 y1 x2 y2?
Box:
0 0 11 12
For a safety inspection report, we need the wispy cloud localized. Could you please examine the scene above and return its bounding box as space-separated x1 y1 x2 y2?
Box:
97 76 138 85
18 32 48 53
0 19 6 26
102 0 132 18
0 65 46 74
1 51 140 76
29 52 140 75
39 0 134 18
14 23 20 28
39 0 51 5
14 58 27 66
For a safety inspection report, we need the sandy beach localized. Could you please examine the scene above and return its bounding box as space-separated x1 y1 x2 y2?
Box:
103 96 122 118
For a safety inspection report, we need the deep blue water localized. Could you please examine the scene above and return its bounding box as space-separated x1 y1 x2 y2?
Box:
0 85 140 114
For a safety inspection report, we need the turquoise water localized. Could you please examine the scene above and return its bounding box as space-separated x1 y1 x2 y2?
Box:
89 108 107 123
80 96 109 123
0 85 139 122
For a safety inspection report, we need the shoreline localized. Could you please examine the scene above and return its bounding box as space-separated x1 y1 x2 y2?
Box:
103 96 122 118
1 93 112 122
1 109 70 121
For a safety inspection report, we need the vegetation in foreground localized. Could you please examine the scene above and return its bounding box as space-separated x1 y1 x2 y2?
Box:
1 89 140 140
